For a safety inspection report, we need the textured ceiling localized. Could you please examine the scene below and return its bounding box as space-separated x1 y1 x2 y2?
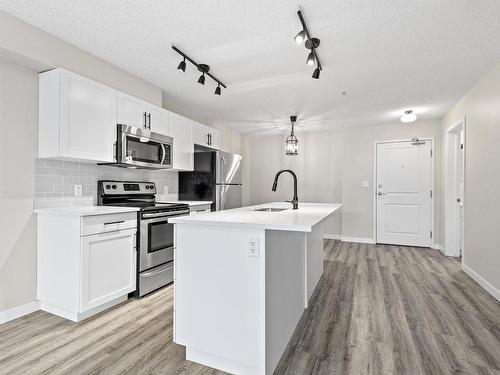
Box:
1 0 500 135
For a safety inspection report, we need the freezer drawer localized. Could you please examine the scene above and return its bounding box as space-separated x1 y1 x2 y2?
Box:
139 262 174 296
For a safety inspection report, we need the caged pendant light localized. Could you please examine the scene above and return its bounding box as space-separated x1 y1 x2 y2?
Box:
286 115 299 156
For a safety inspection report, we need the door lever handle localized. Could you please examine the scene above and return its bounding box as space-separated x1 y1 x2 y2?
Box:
377 192 386 196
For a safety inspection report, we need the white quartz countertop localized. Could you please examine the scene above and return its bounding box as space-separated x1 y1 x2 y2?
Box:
35 206 140 217
169 202 342 232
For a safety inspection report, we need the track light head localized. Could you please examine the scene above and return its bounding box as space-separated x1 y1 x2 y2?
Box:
215 84 221 95
294 30 305 44
177 57 186 72
306 52 316 66
312 67 320 79
198 73 205 85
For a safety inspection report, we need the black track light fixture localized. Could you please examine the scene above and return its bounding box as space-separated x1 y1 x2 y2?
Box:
177 57 186 72
294 10 323 79
294 30 305 44
197 73 205 85
172 45 227 94
306 51 315 66
312 67 320 79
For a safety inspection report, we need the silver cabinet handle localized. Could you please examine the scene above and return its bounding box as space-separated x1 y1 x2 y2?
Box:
104 220 125 225
377 192 386 196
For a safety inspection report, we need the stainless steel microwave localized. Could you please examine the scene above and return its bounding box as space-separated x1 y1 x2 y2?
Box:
102 124 173 169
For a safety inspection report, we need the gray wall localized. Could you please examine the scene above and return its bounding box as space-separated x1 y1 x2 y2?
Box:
441 61 500 294
242 120 442 242
0 59 38 312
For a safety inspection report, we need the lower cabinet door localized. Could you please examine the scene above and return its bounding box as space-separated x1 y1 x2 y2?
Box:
80 228 137 312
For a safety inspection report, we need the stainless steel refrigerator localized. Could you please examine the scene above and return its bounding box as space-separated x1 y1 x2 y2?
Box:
178 150 242 211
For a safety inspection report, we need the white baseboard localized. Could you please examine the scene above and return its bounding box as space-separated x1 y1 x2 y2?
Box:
431 243 444 253
462 263 500 302
0 300 40 324
323 234 376 244
341 236 376 244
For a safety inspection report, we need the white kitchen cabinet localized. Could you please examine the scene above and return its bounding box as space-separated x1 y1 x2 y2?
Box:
192 122 221 150
168 111 194 171
117 91 169 134
81 229 136 311
36 208 139 322
39 68 117 162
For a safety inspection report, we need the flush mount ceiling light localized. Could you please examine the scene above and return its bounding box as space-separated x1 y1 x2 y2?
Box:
286 115 299 156
172 45 227 96
401 110 417 123
294 10 323 79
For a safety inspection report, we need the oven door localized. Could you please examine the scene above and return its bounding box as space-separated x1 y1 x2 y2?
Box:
139 215 175 272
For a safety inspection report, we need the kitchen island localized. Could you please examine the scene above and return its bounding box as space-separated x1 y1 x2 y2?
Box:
170 202 342 375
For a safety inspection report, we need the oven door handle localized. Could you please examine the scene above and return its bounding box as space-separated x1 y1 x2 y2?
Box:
142 210 190 219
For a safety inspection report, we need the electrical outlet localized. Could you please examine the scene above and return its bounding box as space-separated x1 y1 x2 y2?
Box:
164 186 169 195
361 181 369 188
74 184 82 197
248 238 259 257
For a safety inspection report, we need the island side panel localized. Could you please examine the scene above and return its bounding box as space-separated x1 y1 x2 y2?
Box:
265 230 307 374
174 224 266 375
305 221 325 306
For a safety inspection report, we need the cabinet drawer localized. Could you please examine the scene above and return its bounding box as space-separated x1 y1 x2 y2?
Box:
189 204 212 214
82 212 137 236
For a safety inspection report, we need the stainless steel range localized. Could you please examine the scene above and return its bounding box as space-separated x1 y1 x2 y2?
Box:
98 181 189 297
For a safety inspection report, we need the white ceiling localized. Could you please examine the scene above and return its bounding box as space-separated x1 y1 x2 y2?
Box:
1 0 500 135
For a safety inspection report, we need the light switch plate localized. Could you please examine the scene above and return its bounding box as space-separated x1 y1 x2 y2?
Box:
361 181 369 188
164 186 169 195
74 184 82 197
248 238 259 257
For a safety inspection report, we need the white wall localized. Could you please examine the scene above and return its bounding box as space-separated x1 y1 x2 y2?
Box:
441 61 500 298
0 59 38 312
243 120 442 242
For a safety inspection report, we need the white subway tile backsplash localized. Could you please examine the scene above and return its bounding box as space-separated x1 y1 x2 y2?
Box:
34 159 179 208
45 160 64 168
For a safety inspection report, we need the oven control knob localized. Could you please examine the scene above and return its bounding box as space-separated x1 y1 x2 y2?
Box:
112 184 117 189
149 185 154 190
145 185 150 189
105 184 111 190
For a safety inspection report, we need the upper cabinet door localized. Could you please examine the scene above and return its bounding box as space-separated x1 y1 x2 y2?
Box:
117 91 147 129
192 122 221 150
147 104 169 135
58 70 116 162
168 111 194 171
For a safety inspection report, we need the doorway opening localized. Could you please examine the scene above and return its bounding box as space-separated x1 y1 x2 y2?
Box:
374 139 434 247
444 121 465 258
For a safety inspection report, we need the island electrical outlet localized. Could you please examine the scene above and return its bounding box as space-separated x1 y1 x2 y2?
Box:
248 238 259 257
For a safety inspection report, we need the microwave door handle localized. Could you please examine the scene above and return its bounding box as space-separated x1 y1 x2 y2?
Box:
160 144 166 165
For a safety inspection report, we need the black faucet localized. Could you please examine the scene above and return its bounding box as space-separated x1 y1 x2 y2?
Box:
272 169 299 209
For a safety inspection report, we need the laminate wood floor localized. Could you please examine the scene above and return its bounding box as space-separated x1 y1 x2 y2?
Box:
1 241 499 375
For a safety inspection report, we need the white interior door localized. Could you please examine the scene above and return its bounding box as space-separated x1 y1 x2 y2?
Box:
376 140 433 247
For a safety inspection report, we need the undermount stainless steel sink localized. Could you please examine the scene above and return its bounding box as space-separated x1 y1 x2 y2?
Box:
253 207 289 212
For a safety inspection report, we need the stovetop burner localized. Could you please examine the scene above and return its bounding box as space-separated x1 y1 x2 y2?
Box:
97 180 189 213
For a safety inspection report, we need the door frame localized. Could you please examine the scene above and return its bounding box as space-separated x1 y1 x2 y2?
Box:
373 138 435 246
444 119 466 258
